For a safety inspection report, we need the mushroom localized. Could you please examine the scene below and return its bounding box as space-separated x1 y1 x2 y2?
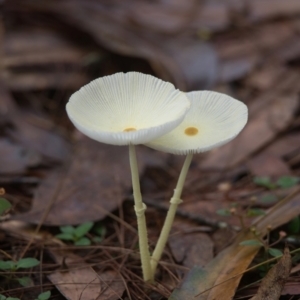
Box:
146 91 248 275
66 72 190 282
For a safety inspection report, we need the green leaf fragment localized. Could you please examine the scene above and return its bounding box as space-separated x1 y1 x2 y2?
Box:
17 276 33 287
268 248 283 257
16 258 40 269
59 225 75 234
216 208 231 216
0 260 16 270
247 208 266 217
239 239 263 246
55 233 75 241
277 176 300 188
74 221 94 238
38 291 51 300
0 198 12 215
260 194 278 204
0 294 6 300
253 176 276 189
75 237 91 246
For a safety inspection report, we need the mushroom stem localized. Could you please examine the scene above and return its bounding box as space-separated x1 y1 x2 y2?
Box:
128 144 152 282
150 152 193 276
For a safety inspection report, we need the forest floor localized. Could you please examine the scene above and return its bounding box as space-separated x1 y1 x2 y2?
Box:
1 1 300 299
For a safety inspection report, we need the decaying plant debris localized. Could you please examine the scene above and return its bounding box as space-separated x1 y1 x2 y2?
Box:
0 0 300 299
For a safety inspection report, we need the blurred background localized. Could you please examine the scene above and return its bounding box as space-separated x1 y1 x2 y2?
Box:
1 0 300 175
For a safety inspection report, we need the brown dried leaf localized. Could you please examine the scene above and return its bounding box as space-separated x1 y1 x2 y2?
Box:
248 0 300 21
169 221 213 269
3 70 89 91
14 136 166 225
249 247 292 300
48 250 125 300
4 30 87 67
14 0 219 90
246 152 291 177
282 281 300 295
171 191 300 300
0 86 71 162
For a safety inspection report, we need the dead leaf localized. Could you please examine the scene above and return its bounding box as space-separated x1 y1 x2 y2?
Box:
48 250 125 300
178 194 251 228
170 190 300 300
3 70 88 91
0 85 71 162
249 247 292 300
266 133 300 158
248 0 300 21
282 281 300 295
4 29 87 67
14 136 167 225
169 221 214 269
10 0 220 90
246 152 291 177
244 65 286 91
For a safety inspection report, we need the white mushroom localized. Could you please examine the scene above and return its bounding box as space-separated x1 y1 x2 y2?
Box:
66 72 191 282
146 90 248 154
148 91 248 274
66 72 190 146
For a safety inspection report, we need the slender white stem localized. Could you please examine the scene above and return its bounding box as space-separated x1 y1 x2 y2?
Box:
150 153 193 275
128 144 152 282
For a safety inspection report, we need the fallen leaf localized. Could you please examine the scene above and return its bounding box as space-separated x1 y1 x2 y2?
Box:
248 0 300 21
14 136 167 225
170 190 300 300
249 247 292 300
169 220 214 269
282 281 300 295
244 65 286 91
48 250 125 300
266 133 300 158
0 85 71 163
246 152 291 177
12 0 220 90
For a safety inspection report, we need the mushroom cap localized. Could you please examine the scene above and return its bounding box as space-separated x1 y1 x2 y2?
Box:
145 91 248 154
66 72 190 145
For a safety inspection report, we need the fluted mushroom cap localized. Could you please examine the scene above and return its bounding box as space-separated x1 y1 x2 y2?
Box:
145 91 248 154
66 72 191 145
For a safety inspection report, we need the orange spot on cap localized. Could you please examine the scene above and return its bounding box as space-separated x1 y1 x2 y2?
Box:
184 127 198 136
123 127 136 132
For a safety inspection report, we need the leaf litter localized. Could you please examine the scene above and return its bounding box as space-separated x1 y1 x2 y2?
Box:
1 1 300 299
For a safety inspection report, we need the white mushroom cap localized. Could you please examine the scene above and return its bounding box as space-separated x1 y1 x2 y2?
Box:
145 91 248 154
66 72 190 145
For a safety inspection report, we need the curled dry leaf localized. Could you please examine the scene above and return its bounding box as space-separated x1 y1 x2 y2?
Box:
249 247 292 300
